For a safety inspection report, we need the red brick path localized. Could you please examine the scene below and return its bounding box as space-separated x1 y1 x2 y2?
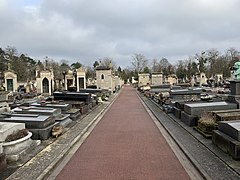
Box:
56 85 190 180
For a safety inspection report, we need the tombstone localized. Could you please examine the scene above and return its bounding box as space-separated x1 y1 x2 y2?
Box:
4 70 17 92
212 120 240 160
138 73 150 87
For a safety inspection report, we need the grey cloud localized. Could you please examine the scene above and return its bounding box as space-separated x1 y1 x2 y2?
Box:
0 0 240 67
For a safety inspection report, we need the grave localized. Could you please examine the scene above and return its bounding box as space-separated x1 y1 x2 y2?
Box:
212 120 240 160
0 113 57 140
31 101 71 113
64 108 81 121
11 106 72 127
211 109 240 121
0 122 39 162
53 92 91 104
169 88 203 119
181 102 237 126
53 92 92 115
12 106 61 117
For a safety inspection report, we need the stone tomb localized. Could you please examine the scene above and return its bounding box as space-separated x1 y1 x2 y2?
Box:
210 109 240 122
31 101 81 121
0 122 39 162
12 106 72 127
212 121 240 160
181 102 237 126
53 92 92 104
64 108 81 121
170 88 202 119
0 113 57 140
12 106 61 117
31 102 71 112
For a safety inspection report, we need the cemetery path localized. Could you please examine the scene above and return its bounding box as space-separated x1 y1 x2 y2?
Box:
56 85 191 180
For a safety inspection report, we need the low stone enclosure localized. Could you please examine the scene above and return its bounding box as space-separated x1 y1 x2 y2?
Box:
140 79 240 161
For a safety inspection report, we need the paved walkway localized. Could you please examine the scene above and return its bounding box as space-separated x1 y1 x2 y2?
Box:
56 86 190 180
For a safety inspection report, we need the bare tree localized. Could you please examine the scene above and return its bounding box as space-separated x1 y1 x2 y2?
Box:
131 53 148 74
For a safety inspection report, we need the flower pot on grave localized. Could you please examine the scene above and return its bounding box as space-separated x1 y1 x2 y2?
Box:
2 131 32 156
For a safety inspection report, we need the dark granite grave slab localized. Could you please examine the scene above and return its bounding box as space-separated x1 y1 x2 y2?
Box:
31 102 71 112
212 130 240 160
53 91 91 104
218 120 240 141
80 105 89 115
64 108 81 121
12 106 61 117
229 80 240 96
0 114 55 129
215 112 240 121
181 111 198 126
173 107 182 119
55 114 72 127
184 102 237 116
30 122 59 140
78 89 103 95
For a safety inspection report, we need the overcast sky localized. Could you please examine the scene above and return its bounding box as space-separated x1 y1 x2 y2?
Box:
0 0 240 68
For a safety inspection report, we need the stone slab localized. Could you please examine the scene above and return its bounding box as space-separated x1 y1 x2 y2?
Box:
0 114 55 129
53 91 92 104
31 102 71 112
0 122 25 142
12 106 61 117
29 122 59 140
80 105 89 115
181 111 198 126
229 80 240 96
212 130 240 160
64 108 81 121
173 107 181 119
58 117 72 128
215 112 240 121
218 120 240 141
184 102 237 116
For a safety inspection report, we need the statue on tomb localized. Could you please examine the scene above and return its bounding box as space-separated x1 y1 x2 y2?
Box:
231 61 240 80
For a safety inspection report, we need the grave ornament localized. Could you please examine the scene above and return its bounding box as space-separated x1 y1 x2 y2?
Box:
231 61 240 80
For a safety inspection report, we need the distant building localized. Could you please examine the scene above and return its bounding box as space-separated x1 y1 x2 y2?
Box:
36 69 54 95
151 72 163 85
3 70 18 92
138 73 150 87
164 74 177 85
95 66 114 92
